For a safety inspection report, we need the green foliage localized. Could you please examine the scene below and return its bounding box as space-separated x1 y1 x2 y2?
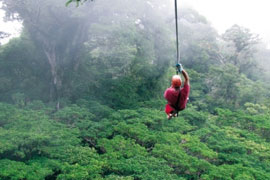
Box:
0 35 50 102
216 108 270 141
0 103 104 179
0 158 59 180
66 0 89 7
98 136 180 180
53 104 95 125
1 98 270 179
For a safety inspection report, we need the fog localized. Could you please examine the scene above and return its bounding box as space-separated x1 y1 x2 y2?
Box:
1 0 270 48
180 0 270 48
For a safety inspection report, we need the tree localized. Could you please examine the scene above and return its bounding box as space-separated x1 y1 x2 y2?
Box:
222 25 260 78
66 0 90 6
1 0 174 108
206 64 244 109
176 8 220 73
0 32 50 103
1 0 94 109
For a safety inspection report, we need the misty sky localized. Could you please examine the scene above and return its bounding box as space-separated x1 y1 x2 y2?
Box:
181 0 270 47
0 3 21 43
1 0 270 47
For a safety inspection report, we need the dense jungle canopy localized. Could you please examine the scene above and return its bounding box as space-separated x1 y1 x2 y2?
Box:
0 0 270 179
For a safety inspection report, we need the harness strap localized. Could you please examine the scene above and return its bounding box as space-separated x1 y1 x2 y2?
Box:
175 89 181 111
170 89 181 112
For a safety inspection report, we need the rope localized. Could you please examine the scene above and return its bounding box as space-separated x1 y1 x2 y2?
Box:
174 0 181 74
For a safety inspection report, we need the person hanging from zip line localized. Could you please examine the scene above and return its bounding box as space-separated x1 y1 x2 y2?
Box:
164 64 190 119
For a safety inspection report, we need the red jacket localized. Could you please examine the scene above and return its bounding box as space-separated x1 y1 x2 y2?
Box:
164 84 190 114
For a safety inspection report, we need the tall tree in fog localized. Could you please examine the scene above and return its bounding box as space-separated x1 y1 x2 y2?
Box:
177 8 220 72
222 25 260 78
0 0 174 107
79 0 173 107
1 0 92 108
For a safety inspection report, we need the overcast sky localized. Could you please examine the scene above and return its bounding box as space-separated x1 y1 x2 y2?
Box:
180 0 270 47
1 0 270 47
0 2 21 44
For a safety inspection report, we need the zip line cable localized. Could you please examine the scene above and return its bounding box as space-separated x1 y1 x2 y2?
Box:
174 0 181 74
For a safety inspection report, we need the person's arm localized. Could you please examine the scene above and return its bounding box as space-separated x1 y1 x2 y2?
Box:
182 69 190 86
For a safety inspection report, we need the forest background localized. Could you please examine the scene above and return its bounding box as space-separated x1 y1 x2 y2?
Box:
0 0 270 179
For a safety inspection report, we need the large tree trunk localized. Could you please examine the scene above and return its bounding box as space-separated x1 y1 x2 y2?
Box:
43 41 62 110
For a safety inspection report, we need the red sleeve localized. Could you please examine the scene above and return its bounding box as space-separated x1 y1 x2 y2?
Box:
164 87 172 100
164 88 168 99
178 84 190 110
